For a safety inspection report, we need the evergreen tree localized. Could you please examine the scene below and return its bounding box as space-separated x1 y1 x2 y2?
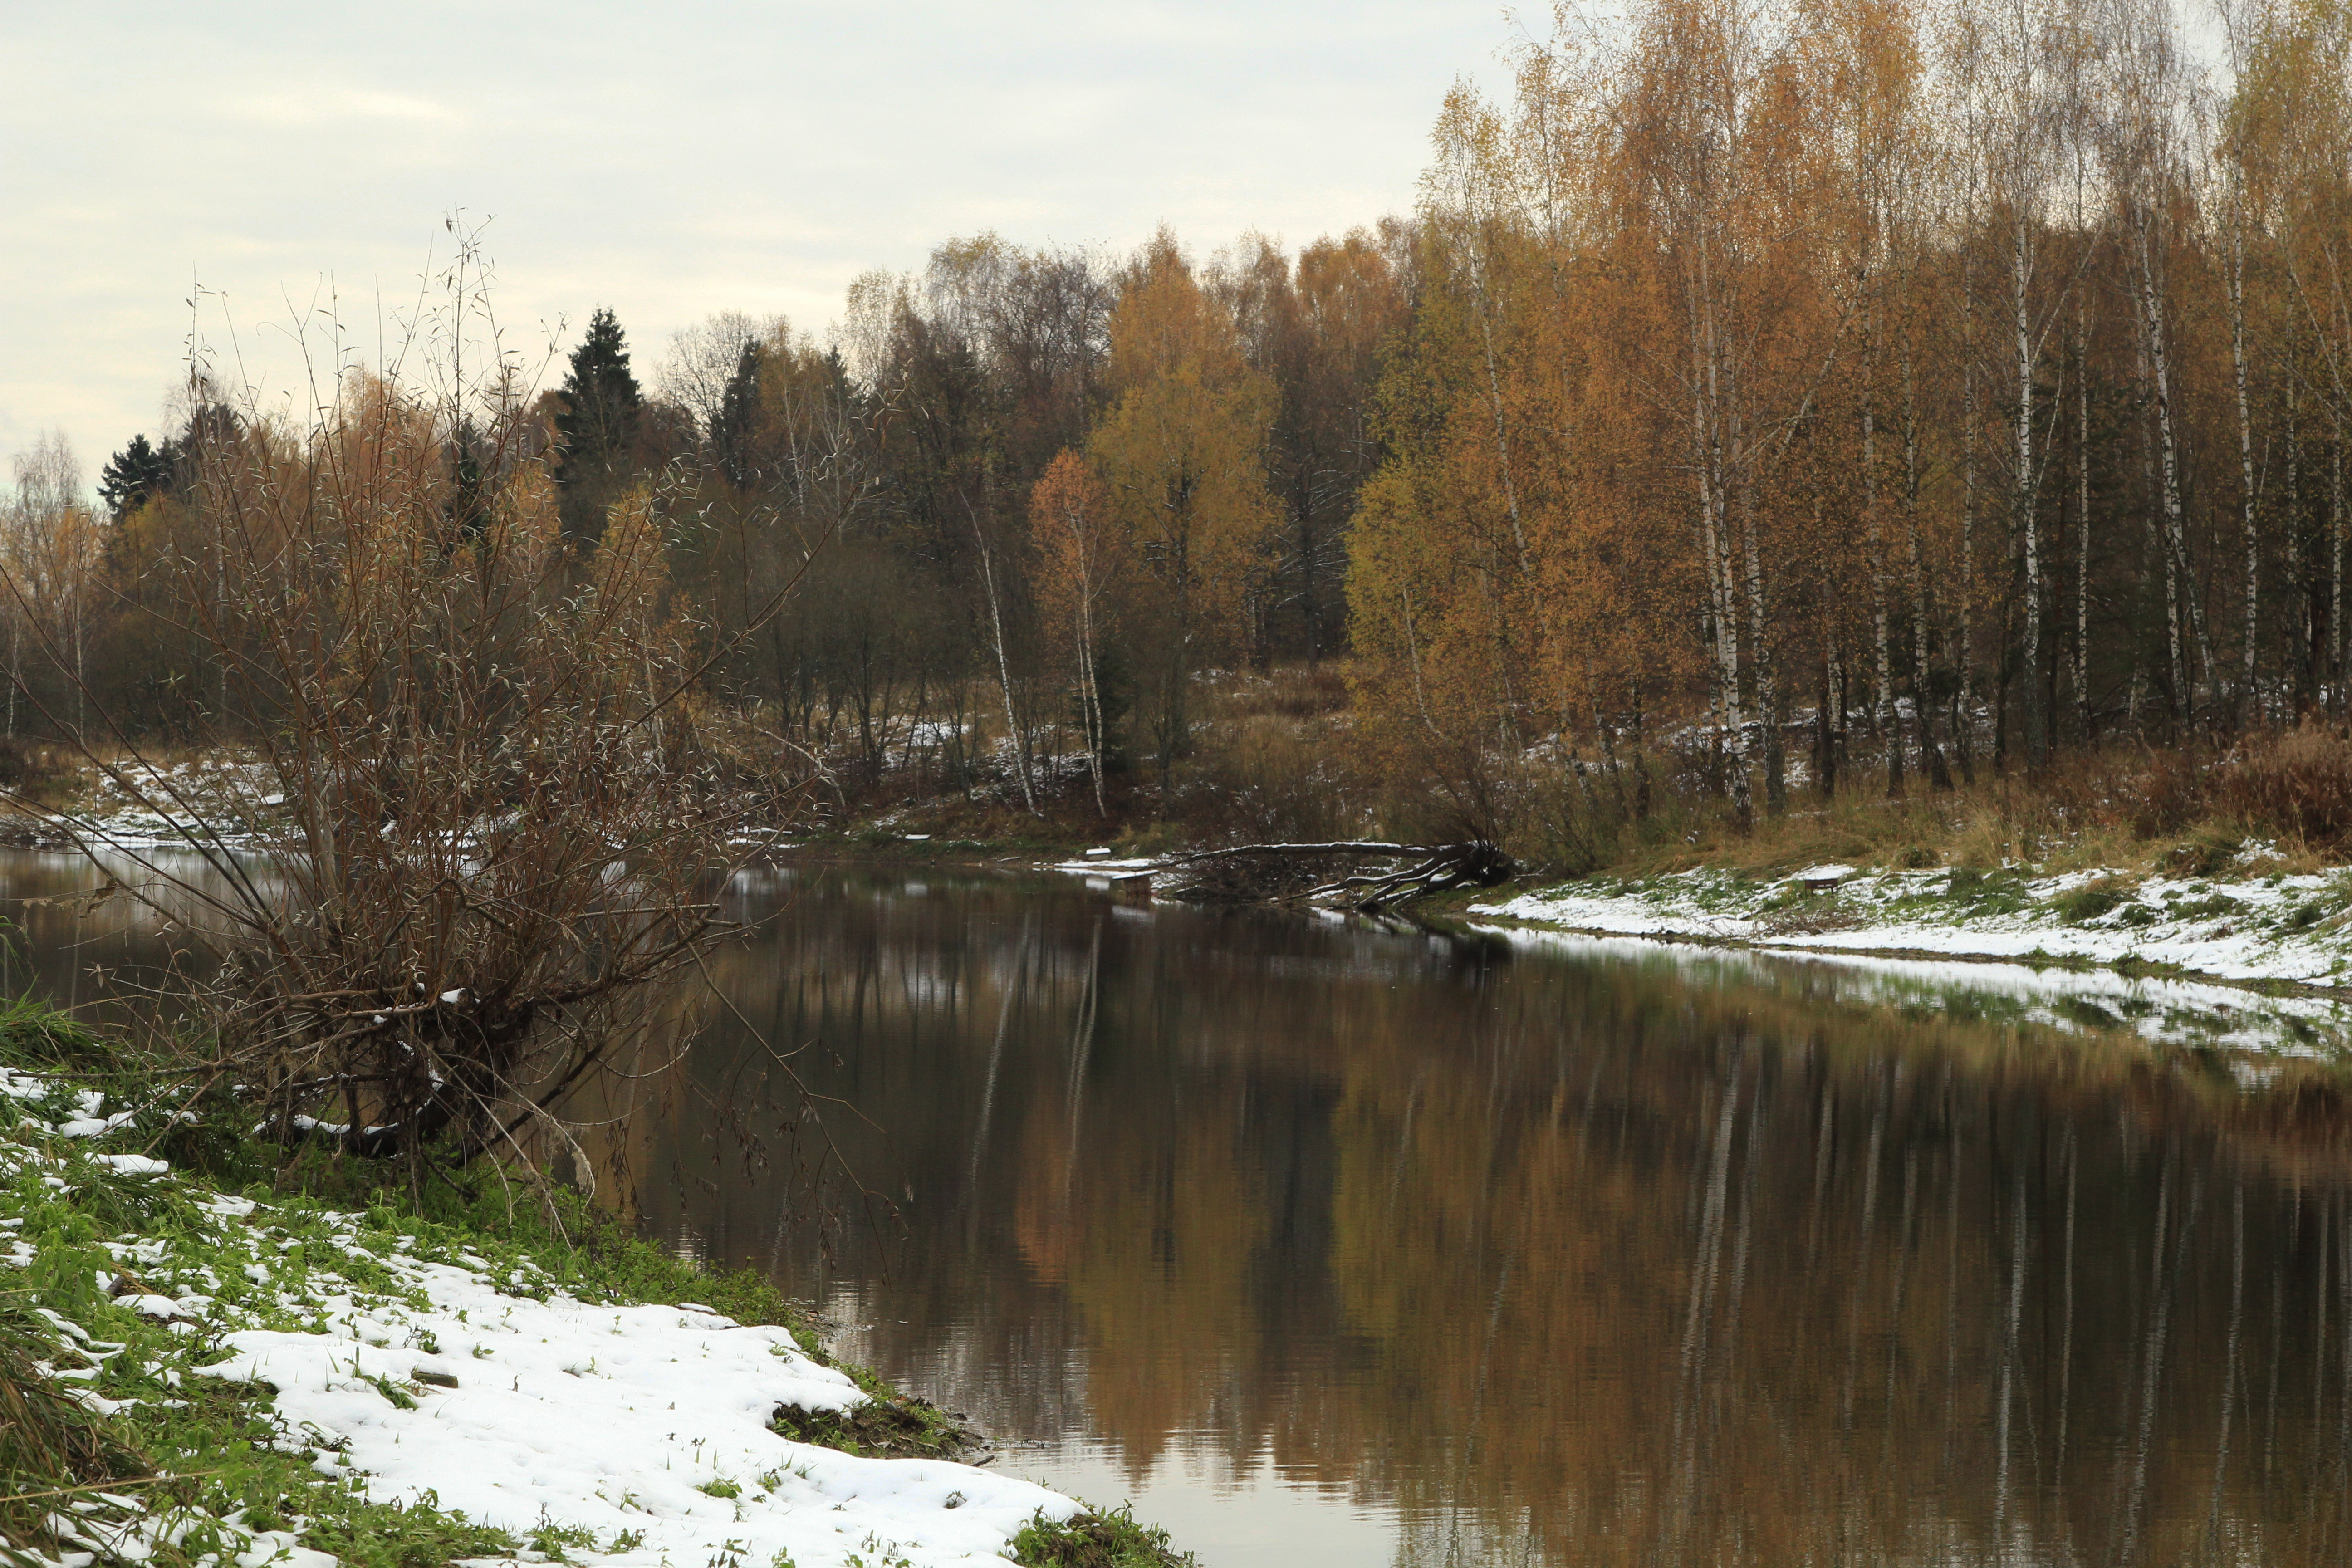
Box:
96 433 180 522
557 307 642 466
710 338 761 488
554 306 643 540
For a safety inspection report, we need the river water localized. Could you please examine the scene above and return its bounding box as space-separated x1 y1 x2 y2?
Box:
5 849 2352 1565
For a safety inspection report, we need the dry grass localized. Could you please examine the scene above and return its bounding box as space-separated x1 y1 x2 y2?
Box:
1199 663 1354 725
1539 727 2352 883
1183 713 1369 845
2211 725 2352 847
0 1302 150 1548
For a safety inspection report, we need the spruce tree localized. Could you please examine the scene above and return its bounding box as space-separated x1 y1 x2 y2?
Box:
711 338 761 488
96 433 181 521
558 308 642 469
554 306 643 540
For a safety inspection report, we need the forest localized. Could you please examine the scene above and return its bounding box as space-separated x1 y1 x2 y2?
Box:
6 0 2351 865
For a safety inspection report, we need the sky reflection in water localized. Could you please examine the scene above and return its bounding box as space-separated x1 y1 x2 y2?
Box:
5 850 2352 1567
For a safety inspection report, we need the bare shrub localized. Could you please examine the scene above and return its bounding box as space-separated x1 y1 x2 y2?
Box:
1188 717 1358 843
1208 663 1352 723
6 234 836 1188
1528 753 1657 876
0 736 64 795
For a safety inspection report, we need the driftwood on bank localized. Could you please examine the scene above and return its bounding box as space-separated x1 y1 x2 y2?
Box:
1159 840 1514 912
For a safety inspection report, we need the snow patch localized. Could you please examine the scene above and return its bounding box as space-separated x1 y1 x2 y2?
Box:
0 1064 1084 1568
201 1268 1072 1566
1474 864 2352 1052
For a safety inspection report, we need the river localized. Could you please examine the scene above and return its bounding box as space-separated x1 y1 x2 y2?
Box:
5 848 2352 1566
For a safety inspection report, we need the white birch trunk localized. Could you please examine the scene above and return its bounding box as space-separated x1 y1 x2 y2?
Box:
2335 421 2346 711
1902 325 1949 786
2135 205 2213 719
2076 293 2093 740
1960 294 1980 776
1866 296 1900 793
972 522 1036 815
2231 211 2261 723
2015 202 2045 767
2288 375 2303 706
1689 236 1752 825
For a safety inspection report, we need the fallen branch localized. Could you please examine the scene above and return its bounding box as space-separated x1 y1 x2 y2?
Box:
1157 840 1451 864
1161 839 1513 912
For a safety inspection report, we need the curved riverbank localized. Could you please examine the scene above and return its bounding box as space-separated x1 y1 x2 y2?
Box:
1459 860 2352 995
0 1009 1191 1568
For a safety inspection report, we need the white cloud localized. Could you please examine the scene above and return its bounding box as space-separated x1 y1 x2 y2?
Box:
0 0 1510 484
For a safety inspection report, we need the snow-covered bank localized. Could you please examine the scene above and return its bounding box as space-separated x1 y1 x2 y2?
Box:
0 1058 1088 1568
196 1230 1068 1568
1468 862 2352 1040
0 756 284 852
1044 853 1158 890
1478 926 2352 1058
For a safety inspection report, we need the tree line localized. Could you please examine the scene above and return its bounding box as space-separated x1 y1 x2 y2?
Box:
1354 0 2352 829
5 0 2347 834
3 225 1404 818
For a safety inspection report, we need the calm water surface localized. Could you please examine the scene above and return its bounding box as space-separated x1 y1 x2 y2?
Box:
6 849 2352 1566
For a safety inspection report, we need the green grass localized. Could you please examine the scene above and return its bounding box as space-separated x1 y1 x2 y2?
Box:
2168 891 2244 917
0 993 115 1074
0 996 1192 1568
0 1298 152 1553
1011 1502 1196 1567
767 1382 985 1461
269 1152 825 1349
0 1003 875 1565
2049 881 2128 925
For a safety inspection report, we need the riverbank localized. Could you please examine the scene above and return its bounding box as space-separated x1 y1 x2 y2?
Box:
57 761 2352 1021
1009 822 2352 1007
0 1009 1188 1568
1014 838 2352 1056
1457 856 2352 996
39 736 2352 1016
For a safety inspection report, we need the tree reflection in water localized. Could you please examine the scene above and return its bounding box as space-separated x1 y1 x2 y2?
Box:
3 849 2347 1566
631 866 2352 1567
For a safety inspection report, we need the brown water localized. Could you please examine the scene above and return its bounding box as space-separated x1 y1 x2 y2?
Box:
8 849 2352 1565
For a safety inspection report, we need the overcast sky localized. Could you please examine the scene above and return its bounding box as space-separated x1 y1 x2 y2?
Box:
0 1 1518 490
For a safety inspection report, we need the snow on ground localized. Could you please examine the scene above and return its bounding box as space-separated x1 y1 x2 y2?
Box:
43 756 285 849
200 1253 1070 1568
1044 856 1156 886
1 1069 1077 1568
1471 862 2352 990
1482 926 2352 1056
